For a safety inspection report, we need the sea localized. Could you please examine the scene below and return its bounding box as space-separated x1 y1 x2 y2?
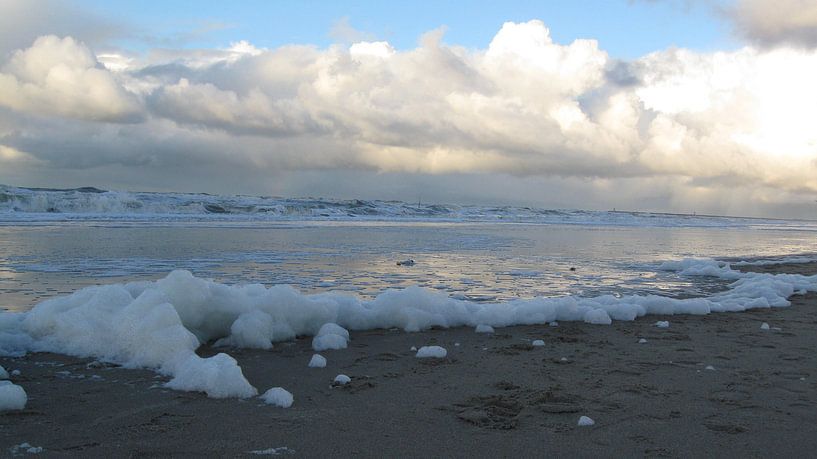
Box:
3 184 817 313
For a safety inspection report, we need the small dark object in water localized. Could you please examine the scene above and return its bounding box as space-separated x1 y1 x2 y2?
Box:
569 267 577 271
396 259 415 266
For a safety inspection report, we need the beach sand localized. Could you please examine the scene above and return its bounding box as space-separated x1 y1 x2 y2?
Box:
2 263 816 457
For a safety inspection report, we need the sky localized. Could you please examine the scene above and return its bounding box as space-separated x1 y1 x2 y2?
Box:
1 0 817 218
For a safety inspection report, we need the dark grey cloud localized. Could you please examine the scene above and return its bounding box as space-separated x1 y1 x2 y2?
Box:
640 0 817 49
0 0 130 57
726 0 817 48
604 60 643 87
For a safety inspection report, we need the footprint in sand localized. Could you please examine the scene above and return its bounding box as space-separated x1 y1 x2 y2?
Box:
450 386 585 430
453 395 522 430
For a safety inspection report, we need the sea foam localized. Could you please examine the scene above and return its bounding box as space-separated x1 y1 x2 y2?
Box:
0 259 814 398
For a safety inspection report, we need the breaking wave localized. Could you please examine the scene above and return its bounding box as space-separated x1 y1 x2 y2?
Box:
0 184 808 228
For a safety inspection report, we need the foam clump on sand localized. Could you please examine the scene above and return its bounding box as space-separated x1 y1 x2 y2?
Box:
214 310 276 350
261 387 293 408
333 374 351 385
475 324 495 333
317 323 350 341
0 365 8 379
532 340 545 347
249 447 295 455
10 443 42 454
760 322 770 330
165 353 257 399
0 259 815 398
0 381 27 411
655 321 670 328
638 338 647 344
658 258 741 279
308 354 327 368
312 323 350 351
584 309 612 325
578 416 595 426
416 346 447 358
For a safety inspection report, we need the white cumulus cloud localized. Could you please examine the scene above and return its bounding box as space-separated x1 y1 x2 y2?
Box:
0 35 142 121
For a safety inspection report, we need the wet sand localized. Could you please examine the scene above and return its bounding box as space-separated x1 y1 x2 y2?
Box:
2 263 817 457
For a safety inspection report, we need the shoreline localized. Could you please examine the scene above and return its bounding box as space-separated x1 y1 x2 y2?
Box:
1 263 817 456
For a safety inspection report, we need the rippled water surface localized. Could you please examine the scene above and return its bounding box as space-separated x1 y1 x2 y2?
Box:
2 221 817 312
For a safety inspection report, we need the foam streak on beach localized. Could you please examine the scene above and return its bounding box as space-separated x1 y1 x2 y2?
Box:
0 257 815 399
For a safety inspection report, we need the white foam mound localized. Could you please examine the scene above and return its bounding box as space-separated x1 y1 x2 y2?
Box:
760 322 770 330
308 354 327 368
317 323 350 341
578 415 595 426
0 365 8 379
214 310 275 350
333 374 351 385
0 381 27 411
261 387 293 408
532 340 545 347
0 258 815 399
416 345 447 358
312 334 348 351
584 309 612 325
165 353 257 398
655 321 670 328
475 324 495 333
312 323 349 351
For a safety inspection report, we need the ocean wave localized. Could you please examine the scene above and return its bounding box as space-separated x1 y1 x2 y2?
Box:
0 184 807 228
